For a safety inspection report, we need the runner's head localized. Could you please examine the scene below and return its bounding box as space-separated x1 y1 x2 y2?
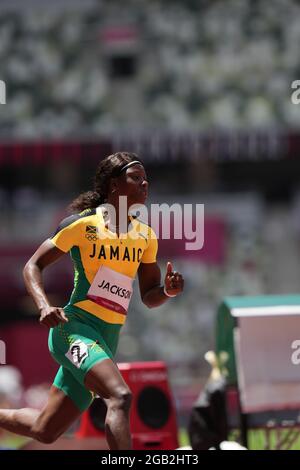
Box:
105 153 148 207
69 152 147 213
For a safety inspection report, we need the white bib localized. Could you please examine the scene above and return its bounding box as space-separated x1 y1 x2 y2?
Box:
87 265 134 315
65 339 89 369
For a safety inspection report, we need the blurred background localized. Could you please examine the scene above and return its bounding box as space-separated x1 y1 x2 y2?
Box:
1 0 300 448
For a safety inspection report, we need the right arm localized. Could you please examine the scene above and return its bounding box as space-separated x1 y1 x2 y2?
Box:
23 239 69 328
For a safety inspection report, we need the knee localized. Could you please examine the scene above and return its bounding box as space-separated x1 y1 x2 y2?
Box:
110 387 132 412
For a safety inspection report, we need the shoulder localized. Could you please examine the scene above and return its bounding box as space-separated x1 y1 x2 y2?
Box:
53 208 97 236
132 216 157 242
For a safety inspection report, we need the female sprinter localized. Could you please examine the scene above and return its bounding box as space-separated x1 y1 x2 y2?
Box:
0 152 184 450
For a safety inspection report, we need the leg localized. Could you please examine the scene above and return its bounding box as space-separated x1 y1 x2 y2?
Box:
0 385 81 444
85 359 132 450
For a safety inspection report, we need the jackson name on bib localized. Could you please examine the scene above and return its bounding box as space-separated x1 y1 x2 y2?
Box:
87 265 133 315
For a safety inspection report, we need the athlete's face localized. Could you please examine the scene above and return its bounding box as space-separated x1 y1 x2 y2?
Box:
114 164 148 206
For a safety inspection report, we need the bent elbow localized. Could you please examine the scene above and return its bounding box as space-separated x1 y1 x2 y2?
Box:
23 261 31 281
23 258 39 280
23 261 30 277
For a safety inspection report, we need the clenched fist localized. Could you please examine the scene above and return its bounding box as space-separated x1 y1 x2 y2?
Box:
39 306 69 328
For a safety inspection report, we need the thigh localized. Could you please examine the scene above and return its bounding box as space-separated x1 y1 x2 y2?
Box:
33 384 81 438
53 366 94 412
84 358 130 399
49 319 114 387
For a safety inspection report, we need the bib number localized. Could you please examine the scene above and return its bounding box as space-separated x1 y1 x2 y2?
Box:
65 340 88 368
87 265 133 315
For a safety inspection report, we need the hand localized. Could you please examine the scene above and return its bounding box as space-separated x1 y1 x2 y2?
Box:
39 306 69 328
164 261 184 297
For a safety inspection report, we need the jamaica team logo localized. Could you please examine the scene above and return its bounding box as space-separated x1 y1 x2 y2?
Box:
85 225 98 241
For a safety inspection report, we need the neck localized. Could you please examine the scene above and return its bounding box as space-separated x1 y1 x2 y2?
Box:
101 197 131 232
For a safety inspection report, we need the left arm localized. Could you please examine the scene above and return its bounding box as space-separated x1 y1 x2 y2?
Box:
138 261 184 309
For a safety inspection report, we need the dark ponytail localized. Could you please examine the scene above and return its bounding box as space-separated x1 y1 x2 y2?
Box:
68 152 143 213
68 190 102 213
